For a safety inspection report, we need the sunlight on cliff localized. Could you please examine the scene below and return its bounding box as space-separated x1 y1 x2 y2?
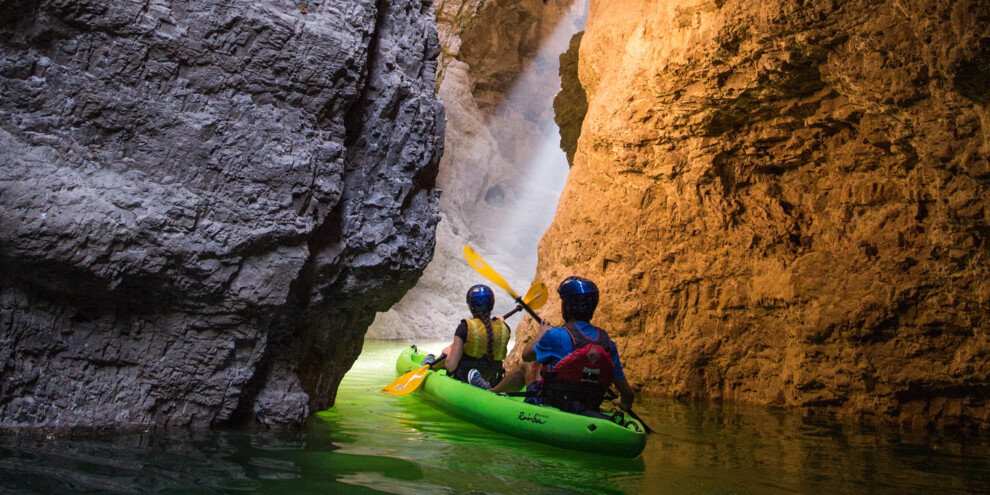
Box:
366 0 588 339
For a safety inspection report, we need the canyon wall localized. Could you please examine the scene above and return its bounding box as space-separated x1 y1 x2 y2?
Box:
0 0 443 428
368 0 584 339
525 0 990 429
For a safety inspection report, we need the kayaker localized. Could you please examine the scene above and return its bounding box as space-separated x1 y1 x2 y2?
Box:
469 276 635 414
428 284 511 385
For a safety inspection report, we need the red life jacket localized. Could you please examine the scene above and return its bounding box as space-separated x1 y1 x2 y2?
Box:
540 323 614 411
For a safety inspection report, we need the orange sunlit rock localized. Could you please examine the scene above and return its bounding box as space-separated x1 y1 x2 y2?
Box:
518 0 990 430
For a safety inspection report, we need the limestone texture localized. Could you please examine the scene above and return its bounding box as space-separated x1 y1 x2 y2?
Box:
368 0 585 339
0 0 443 428
521 0 990 429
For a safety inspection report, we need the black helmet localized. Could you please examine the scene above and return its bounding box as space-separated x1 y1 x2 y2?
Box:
558 276 598 321
466 284 495 315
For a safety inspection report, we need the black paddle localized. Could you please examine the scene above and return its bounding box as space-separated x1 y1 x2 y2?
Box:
605 388 655 434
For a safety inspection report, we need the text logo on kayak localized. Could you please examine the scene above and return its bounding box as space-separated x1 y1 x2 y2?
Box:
518 412 549 424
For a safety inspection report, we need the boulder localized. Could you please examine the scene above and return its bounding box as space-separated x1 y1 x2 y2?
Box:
0 0 444 428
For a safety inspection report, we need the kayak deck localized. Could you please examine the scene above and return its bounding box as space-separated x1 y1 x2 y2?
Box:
394 345 647 458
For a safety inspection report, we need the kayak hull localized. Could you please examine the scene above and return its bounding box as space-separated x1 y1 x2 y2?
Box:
394 345 647 458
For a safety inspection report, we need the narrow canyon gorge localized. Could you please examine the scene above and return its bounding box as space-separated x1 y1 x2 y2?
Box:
1 0 988 433
366 0 585 340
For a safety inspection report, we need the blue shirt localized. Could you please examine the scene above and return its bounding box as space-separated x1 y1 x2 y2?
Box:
533 321 625 381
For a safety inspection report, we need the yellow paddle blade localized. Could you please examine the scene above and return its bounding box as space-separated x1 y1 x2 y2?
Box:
380 366 429 396
463 245 519 299
523 282 549 310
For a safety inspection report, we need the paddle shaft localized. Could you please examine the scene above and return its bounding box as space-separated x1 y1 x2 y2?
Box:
605 387 654 434
464 245 548 325
426 353 447 369
503 305 523 319
515 296 545 324
502 283 549 320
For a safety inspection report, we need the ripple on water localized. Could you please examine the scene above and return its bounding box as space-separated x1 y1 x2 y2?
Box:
3 340 990 494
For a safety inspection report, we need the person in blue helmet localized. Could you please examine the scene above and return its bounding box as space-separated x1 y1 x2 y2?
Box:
428 284 511 385
470 276 635 414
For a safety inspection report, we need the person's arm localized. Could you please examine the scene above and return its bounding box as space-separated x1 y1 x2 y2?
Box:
442 320 469 372
522 321 553 362
429 344 453 370
613 377 635 411
446 336 464 373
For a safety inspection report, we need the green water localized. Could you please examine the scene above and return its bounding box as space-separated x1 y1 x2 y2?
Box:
2 339 990 494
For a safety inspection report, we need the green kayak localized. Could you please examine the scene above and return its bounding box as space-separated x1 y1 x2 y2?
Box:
393 345 647 458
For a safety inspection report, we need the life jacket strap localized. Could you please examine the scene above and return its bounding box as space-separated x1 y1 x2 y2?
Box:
562 322 610 349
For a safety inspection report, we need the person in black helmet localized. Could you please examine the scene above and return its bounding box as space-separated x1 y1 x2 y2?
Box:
473 276 635 414
429 284 511 386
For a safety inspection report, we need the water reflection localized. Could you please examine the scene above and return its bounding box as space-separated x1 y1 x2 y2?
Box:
2 340 990 494
629 397 990 494
0 426 428 494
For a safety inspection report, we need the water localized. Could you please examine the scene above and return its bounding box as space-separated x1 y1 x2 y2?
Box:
3 340 990 494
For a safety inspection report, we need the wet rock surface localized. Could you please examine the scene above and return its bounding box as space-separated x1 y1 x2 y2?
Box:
0 0 443 428
521 0 990 429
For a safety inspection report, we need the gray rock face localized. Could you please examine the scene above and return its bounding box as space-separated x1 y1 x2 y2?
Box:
0 0 444 428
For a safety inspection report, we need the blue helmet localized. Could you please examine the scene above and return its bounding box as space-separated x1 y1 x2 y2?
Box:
466 284 494 315
558 276 598 321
